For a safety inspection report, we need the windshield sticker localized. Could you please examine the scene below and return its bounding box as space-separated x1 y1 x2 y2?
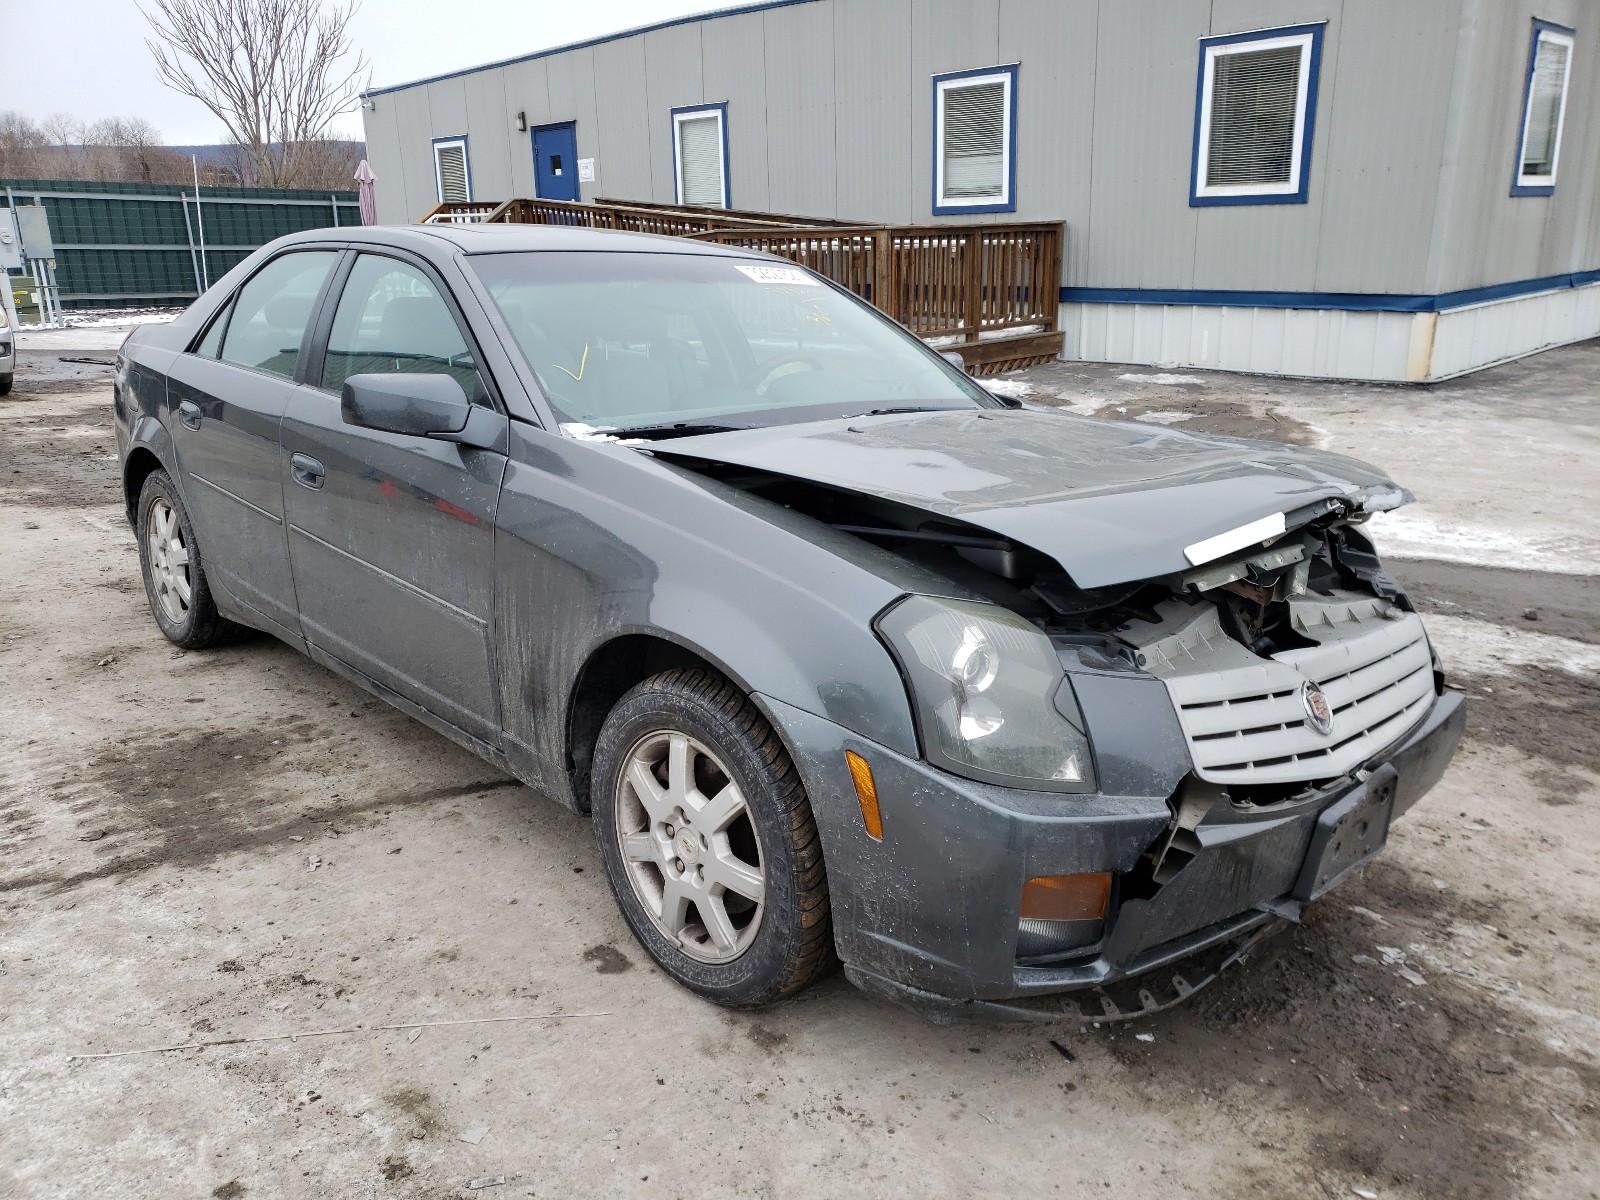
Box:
734 264 821 286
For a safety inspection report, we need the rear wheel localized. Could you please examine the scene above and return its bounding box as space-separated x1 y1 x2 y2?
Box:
135 469 247 649
591 668 836 1007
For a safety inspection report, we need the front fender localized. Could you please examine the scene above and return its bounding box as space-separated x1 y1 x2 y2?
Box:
493 424 923 802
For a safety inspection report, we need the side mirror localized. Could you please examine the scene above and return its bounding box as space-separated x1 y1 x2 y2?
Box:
940 351 968 374
341 372 470 437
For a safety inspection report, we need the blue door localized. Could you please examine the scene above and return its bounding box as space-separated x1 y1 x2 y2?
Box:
531 122 580 201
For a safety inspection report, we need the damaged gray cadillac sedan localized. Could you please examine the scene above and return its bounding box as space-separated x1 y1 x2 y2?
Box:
113 224 1465 1021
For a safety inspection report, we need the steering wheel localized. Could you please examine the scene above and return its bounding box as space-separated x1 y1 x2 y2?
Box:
742 354 823 396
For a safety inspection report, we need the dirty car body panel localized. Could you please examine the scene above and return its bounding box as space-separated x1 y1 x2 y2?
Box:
112 223 1465 1022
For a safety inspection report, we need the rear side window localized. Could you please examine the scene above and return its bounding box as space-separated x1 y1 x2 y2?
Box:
193 299 231 358
319 253 481 400
220 251 339 379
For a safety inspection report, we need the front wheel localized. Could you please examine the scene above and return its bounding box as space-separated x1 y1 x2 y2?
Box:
0 373 12 396
591 668 837 1007
135 469 247 649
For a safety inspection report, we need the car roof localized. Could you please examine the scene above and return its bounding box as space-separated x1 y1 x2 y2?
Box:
284 221 771 258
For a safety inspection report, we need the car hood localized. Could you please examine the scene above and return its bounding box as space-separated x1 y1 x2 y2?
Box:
655 407 1410 588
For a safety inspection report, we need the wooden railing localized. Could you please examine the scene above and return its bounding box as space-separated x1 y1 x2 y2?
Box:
694 223 1064 345
418 200 502 224
417 197 1065 371
593 197 866 229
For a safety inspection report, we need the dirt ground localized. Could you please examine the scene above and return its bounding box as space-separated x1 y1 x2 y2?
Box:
2 331 1597 1200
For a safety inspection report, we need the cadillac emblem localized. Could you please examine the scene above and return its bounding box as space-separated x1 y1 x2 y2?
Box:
1300 681 1335 736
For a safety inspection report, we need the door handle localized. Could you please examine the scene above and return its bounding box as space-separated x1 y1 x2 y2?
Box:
291 453 325 490
177 401 202 431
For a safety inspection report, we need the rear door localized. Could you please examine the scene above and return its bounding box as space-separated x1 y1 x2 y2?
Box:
531 122 580 201
280 250 508 745
165 248 341 637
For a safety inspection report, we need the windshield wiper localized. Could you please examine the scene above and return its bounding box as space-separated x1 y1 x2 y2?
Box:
605 420 754 441
849 405 966 418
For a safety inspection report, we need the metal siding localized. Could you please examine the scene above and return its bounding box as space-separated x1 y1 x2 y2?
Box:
999 0 1098 281
1312 0 1458 292
645 23 707 204
360 102 409 224
1189 2 1342 291
390 87 439 218
910 0 1001 222
703 12 776 212
762 3 840 216
834 0 916 223
463 70 514 203
590 37 656 204
546 50 602 201
1429 0 1598 292
1084 0 1205 288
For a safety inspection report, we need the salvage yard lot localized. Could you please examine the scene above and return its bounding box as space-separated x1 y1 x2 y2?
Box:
2 333 1597 1199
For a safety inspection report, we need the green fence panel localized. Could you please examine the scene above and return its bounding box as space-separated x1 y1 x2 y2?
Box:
2 177 361 309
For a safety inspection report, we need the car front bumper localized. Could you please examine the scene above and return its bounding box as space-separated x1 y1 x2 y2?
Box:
760 687 1466 1022
0 335 13 372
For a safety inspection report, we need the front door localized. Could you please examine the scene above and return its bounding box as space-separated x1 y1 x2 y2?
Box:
531 122 580 201
280 250 508 744
166 248 340 636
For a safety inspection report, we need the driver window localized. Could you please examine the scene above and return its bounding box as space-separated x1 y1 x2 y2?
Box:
320 254 483 401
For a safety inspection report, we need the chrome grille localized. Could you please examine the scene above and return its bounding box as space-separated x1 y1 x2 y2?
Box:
1120 594 1436 785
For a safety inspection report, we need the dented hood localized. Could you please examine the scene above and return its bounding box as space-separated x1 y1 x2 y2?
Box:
657 408 1409 588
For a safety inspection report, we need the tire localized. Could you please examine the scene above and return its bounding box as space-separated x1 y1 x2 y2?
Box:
135 468 248 649
0 373 12 396
591 668 837 1007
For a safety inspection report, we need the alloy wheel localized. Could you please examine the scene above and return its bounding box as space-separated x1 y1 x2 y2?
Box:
614 730 766 963
146 497 192 624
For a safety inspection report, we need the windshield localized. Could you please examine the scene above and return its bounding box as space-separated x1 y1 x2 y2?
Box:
468 250 992 434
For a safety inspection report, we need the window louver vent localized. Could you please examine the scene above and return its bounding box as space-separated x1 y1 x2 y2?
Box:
435 143 469 203
1521 36 1570 178
942 81 1006 199
677 115 725 208
1205 44 1304 188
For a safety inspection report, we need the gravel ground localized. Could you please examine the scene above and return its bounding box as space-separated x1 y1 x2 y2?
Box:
1 333 1597 1199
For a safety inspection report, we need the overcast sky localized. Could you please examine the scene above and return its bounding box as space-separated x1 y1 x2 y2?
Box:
0 0 735 144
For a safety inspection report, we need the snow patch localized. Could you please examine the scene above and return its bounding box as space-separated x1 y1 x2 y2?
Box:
981 379 1034 400
1131 411 1194 425
1117 372 1205 385
1421 613 1600 677
1370 509 1600 576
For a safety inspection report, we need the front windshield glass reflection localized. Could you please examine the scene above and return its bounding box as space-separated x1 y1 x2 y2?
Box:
468 250 991 433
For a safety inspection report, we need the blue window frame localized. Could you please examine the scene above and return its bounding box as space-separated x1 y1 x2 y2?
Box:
932 64 1018 216
1512 19 1576 196
431 135 471 203
671 103 730 209
1190 23 1324 207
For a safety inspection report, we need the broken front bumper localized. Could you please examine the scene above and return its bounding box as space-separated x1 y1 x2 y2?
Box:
760 687 1465 1024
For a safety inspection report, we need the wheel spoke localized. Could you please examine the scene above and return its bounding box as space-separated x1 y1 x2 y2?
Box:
698 892 738 951
707 852 764 904
168 543 190 567
658 880 692 936
172 573 192 605
665 733 690 804
695 780 745 834
626 760 670 821
621 833 659 864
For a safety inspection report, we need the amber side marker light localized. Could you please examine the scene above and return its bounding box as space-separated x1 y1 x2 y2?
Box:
1020 873 1112 922
845 751 883 840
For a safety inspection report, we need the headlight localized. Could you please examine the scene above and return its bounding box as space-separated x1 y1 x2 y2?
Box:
877 595 1094 793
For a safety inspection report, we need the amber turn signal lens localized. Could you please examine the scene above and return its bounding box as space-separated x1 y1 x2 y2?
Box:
1020 872 1111 922
845 751 883 840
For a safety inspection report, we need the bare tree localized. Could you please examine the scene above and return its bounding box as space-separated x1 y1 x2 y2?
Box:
143 0 368 188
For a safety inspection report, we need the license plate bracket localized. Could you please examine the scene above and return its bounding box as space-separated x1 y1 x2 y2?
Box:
1292 764 1398 902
